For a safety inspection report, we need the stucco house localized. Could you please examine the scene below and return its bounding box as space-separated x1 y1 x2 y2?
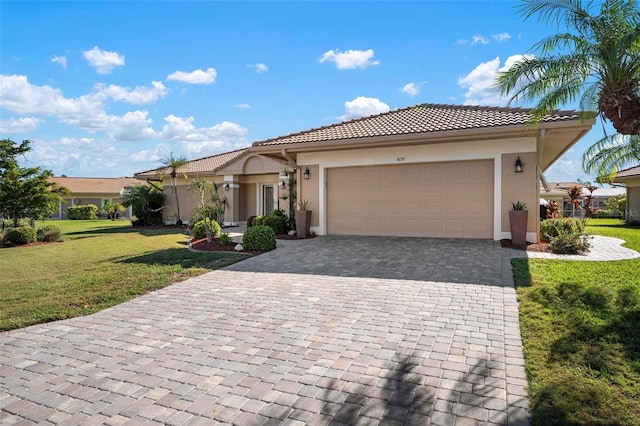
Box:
615 165 640 225
135 103 594 243
50 176 141 219
539 181 626 216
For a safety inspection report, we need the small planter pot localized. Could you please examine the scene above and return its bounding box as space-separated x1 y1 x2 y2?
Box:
509 210 528 245
295 210 312 239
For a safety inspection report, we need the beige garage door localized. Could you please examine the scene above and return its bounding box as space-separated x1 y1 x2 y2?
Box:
326 160 494 238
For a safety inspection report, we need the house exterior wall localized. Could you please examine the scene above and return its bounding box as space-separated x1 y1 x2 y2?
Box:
296 136 537 240
500 152 538 240
299 165 320 226
626 180 640 224
240 183 256 222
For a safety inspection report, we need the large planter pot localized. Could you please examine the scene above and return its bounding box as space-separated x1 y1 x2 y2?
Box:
295 210 312 239
509 210 529 245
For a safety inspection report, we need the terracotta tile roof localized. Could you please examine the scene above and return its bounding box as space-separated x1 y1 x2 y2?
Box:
135 148 248 178
616 165 640 179
51 177 141 195
253 103 582 147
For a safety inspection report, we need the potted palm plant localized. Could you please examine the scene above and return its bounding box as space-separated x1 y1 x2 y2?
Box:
509 201 528 246
295 200 312 239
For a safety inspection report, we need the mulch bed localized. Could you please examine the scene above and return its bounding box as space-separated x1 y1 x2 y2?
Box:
190 234 314 254
500 239 551 252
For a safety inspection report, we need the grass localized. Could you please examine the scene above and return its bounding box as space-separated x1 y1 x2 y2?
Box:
0 220 249 331
513 218 640 425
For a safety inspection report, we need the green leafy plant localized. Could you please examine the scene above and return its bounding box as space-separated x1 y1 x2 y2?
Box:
103 200 125 220
263 215 287 235
511 201 527 210
246 215 257 227
218 232 233 246
242 225 276 251
67 204 99 220
298 200 311 210
3 226 37 246
252 215 265 226
37 224 61 242
540 218 587 242
548 229 591 254
191 219 221 240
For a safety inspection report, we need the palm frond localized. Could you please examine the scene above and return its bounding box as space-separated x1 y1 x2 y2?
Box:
583 134 640 177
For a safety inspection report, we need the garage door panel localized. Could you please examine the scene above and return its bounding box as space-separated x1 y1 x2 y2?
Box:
327 160 493 238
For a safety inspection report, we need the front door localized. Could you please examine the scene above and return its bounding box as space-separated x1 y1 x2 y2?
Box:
261 184 276 216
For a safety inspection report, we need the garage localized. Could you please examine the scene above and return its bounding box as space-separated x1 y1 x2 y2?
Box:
326 160 494 238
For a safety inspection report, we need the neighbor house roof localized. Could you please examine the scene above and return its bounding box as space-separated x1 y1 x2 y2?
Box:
540 182 625 198
252 103 583 148
50 177 141 195
135 148 248 179
615 165 640 180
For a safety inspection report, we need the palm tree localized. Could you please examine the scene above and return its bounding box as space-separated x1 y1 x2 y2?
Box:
582 133 640 180
161 152 189 226
121 184 166 226
495 0 640 136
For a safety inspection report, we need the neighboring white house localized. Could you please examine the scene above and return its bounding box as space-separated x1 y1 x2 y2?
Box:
615 165 640 225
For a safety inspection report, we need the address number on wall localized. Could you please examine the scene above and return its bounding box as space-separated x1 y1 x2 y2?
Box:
396 157 406 162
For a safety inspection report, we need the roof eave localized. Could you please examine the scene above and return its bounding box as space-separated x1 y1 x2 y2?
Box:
251 120 591 155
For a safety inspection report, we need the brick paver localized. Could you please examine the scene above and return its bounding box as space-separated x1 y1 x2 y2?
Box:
0 236 534 425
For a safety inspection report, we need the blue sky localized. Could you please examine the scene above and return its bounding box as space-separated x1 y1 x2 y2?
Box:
1 1 608 181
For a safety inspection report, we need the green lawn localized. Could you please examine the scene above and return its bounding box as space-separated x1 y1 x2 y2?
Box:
513 219 640 425
0 220 249 331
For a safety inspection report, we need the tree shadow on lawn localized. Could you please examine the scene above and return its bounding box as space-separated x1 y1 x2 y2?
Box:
118 247 249 269
64 224 187 238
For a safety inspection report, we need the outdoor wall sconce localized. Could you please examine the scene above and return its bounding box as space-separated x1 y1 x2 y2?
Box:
279 181 287 188
514 157 523 173
303 168 310 180
223 183 230 191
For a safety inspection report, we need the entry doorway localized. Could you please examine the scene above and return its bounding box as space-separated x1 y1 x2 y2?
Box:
261 184 277 215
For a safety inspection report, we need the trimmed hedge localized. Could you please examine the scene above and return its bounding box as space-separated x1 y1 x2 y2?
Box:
3 226 37 245
540 218 586 242
67 204 99 220
263 215 287 235
37 225 62 242
242 225 276 251
246 215 257 227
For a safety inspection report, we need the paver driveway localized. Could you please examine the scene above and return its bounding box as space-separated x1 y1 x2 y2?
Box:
1 236 530 425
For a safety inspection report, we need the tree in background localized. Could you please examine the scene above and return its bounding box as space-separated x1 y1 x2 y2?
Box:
102 200 126 221
496 0 640 136
161 152 188 226
0 139 69 227
121 184 166 226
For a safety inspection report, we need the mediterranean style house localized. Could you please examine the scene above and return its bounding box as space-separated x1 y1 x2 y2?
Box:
135 103 595 242
50 176 141 219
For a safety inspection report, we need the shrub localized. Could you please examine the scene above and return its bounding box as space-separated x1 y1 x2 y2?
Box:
540 218 586 242
246 215 257 227
67 204 99 220
263 215 287 235
242 225 276 251
1 219 30 228
252 215 265 226
548 230 591 254
37 224 61 242
219 232 233 245
191 219 221 240
3 226 37 246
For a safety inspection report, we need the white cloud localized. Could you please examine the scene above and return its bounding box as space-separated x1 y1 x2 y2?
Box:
234 103 251 109
83 46 125 74
93 81 168 105
51 55 67 70
161 115 248 158
339 96 390 121
458 55 533 106
0 74 106 130
107 110 156 141
166 68 217 84
492 33 511 42
319 49 379 70
0 117 43 133
401 82 423 97
471 35 489 45
248 63 268 73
